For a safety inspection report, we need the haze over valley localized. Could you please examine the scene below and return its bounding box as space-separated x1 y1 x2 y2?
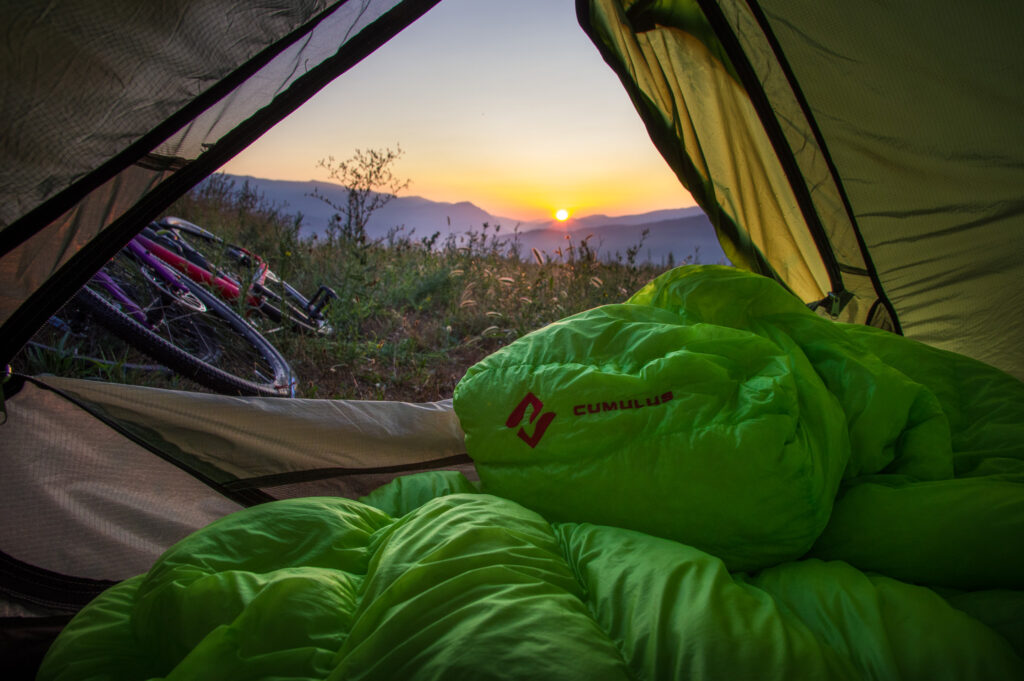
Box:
218 174 729 267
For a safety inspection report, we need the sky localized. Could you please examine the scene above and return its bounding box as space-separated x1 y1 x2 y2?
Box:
221 0 697 222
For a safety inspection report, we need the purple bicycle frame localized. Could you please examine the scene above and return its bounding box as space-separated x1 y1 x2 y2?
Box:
91 237 193 327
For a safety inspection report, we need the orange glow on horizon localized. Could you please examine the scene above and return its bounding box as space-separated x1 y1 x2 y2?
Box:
223 146 697 223
404 174 695 223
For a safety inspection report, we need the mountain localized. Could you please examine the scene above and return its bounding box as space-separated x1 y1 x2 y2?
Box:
219 175 531 238
516 216 728 266
212 174 727 265
563 206 707 229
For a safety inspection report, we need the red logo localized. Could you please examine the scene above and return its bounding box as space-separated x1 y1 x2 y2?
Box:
506 392 556 448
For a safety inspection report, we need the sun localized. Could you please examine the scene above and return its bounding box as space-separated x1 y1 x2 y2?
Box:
555 209 570 221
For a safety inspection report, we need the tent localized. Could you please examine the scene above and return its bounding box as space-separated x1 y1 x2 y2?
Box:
2 0 1022 677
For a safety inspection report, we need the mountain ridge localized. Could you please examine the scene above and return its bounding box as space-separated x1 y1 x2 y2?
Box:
211 174 727 265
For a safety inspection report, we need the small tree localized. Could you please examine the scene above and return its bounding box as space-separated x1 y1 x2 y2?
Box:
313 146 410 247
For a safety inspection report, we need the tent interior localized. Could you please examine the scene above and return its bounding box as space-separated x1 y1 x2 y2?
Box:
2 0 1023 679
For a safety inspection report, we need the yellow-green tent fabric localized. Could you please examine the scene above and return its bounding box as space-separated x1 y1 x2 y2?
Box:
579 0 1024 379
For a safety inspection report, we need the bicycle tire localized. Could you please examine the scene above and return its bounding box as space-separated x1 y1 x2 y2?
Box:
74 253 295 397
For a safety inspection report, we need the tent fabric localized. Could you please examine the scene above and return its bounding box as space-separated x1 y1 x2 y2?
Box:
0 375 468 615
454 265 1024 584
0 0 442 369
37 376 467 484
578 0 1024 379
36 472 1024 680
0 379 243 583
0 378 243 617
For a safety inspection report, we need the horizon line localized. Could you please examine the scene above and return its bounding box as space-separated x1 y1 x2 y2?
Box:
212 171 704 225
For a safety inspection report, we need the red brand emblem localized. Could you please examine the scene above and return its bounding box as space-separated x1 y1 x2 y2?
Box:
506 392 556 448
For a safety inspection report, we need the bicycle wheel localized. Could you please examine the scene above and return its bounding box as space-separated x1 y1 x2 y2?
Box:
75 250 295 397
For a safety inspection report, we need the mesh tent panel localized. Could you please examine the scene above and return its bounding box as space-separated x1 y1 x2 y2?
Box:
0 0 441 366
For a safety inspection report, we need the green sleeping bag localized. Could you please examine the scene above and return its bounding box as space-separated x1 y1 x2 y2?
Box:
38 472 1024 680
41 266 1024 679
455 266 988 573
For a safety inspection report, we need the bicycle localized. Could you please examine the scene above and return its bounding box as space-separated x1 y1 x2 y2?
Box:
152 217 337 335
65 231 296 397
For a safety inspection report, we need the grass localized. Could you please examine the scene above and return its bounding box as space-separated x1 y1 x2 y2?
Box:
15 175 695 401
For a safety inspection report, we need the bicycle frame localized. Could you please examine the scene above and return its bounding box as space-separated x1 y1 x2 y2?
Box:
91 270 148 324
134 232 260 308
148 219 337 334
93 237 199 329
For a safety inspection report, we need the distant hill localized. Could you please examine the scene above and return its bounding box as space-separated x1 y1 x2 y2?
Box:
217 174 527 237
518 216 728 266
211 174 728 265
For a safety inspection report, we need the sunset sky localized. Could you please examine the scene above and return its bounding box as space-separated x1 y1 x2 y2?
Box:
220 0 697 222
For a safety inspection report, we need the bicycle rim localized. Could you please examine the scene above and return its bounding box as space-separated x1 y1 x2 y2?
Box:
76 252 295 397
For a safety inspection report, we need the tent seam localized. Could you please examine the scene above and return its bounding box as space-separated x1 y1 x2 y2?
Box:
691 0 847 301
737 0 901 333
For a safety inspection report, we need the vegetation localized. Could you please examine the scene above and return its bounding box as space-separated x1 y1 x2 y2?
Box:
15 149 695 401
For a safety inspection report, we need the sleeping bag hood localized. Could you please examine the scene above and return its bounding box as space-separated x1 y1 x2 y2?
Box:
455 266 958 572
